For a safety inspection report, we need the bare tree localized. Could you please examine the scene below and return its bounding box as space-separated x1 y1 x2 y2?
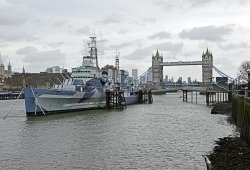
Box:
237 60 250 84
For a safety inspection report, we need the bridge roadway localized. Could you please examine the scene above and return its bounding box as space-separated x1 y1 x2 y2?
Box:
166 83 230 92
160 61 202 66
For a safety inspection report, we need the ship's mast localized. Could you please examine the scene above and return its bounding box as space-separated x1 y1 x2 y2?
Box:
114 49 120 83
89 36 99 69
115 49 119 71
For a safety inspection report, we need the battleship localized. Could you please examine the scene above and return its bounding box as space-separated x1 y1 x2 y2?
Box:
24 36 141 116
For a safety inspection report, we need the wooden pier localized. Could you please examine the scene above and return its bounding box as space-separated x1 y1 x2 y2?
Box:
205 91 231 106
106 90 126 109
182 83 232 105
106 90 153 109
138 90 153 104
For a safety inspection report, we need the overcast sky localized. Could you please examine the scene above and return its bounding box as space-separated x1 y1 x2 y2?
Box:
0 0 250 81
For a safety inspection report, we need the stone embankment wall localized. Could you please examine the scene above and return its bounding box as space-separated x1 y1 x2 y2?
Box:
232 94 250 145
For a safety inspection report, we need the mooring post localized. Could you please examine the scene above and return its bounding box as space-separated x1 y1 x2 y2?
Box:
206 92 209 106
228 83 232 103
195 91 197 103
138 90 143 104
191 91 193 103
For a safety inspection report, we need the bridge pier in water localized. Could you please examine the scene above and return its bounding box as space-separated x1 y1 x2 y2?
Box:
182 90 198 103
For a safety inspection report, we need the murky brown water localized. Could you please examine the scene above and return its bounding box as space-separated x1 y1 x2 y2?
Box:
0 93 236 169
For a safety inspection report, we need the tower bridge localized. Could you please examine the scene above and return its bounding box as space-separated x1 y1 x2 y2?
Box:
137 48 233 85
152 49 213 84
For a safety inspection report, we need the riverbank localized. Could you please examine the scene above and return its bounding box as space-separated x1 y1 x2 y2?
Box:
207 137 250 169
207 103 250 169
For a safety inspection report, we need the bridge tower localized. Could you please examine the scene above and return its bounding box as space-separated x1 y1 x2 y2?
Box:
202 49 213 83
152 50 163 85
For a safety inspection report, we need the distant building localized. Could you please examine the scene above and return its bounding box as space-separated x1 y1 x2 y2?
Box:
119 70 125 85
171 77 174 82
177 77 182 84
188 77 191 84
46 66 63 73
132 69 138 79
0 54 12 83
165 75 168 82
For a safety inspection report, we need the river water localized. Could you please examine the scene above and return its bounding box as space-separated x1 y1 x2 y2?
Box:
0 93 236 170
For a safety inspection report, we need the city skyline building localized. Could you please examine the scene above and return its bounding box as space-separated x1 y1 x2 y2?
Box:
46 66 63 73
132 69 138 80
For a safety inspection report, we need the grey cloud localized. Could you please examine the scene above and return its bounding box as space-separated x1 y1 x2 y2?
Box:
143 17 156 23
217 42 249 50
16 46 38 55
149 31 171 39
179 25 233 42
126 42 183 60
0 44 9 47
0 29 37 42
118 29 128 35
109 41 141 49
153 0 181 10
76 26 91 35
7 0 83 13
96 13 124 24
47 42 64 48
153 0 248 10
52 19 68 27
0 3 30 26
109 42 133 49
109 40 142 49
16 46 66 72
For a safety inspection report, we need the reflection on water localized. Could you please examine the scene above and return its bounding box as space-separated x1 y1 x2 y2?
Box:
0 94 236 170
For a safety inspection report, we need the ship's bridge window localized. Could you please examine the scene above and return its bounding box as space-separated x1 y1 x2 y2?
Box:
73 79 84 85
